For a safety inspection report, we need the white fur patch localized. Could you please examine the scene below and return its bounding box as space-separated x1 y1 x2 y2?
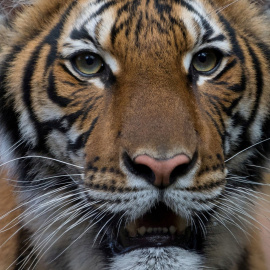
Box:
109 247 203 270
19 110 38 146
0 126 19 174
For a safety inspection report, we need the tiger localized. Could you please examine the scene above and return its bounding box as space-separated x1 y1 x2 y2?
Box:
0 0 270 269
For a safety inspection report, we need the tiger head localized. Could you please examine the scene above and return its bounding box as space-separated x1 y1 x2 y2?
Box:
0 0 270 269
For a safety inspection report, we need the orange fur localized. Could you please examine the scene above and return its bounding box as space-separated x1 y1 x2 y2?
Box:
0 170 20 270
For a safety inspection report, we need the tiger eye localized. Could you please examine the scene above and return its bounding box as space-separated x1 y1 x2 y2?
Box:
73 52 104 76
192 49 219 73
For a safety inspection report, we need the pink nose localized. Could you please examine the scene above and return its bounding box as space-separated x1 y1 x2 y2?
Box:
134 154 191 188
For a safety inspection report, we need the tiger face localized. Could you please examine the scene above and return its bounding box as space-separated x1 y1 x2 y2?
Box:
0 0 269 269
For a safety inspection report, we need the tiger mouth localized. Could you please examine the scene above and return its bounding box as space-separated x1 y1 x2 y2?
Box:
105 203 205 254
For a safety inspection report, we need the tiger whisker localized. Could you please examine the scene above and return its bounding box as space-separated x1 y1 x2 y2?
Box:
4 200 87 270
0 184 78 221
0 155 84 170
224 189 270 222
47 210 109 266
115 211 127 241
227 177 270 187
226 185 270 203
6 207 81 270
0 185 80 237
2 173 83 184
225 137 270 163
218 194 269 233
205 206 241 245
247 164 270 172
21 197 106 269
0 139 23 160
21 210 87 270
194 212 207 238
93 212 116 247
31 198 90 240
0 187 73 233
215 198 254 233
0 194 78 248
213 0 240 15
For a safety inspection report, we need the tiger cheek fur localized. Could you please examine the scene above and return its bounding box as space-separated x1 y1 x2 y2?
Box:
0 0 270 270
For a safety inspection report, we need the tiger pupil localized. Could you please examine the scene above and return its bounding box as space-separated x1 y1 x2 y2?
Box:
197 53 207 63
84 55 95 66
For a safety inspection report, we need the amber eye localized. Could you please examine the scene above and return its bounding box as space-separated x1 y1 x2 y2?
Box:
192 49 220 73
73 52 104 76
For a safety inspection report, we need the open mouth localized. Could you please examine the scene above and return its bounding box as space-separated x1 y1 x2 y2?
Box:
103 203 206 255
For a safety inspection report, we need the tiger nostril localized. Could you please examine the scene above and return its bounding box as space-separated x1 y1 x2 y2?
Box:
123 152 196 188
123 152 156 183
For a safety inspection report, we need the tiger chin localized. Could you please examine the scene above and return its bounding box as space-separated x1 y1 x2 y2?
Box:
0 0 269 269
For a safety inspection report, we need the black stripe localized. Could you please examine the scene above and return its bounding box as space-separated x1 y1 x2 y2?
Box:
47 70 71 107
116 0 132 17
237 249 250 270
0 47 26 146
70 27 98 47
21 1 77 147
261 118 270 157
82 96 103 121
111 1 140 46
180 0 214 38
135 12 143 47
225 36 264 161
256 41 270 67
68 116 99 151
203 93 226 130
58 63 87 84
223 71 246 117
205 110 224 139
61 96 101 128
206 34 226 43
217 14 245 64
170 17 187 50
61 80 77 87
154 0 172 14
211 59 237 81
90 0 117 19
224 96 241 119
227 72 246 93
205 96 226 144
244 38 263 127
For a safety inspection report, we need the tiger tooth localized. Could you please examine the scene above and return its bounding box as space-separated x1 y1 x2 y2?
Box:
125 221 137 237
169 226 177 234
153 228 158 233
138 226 146 236
128 229 137 237
176 216 189 233
147 227 153 233
163 227 168 233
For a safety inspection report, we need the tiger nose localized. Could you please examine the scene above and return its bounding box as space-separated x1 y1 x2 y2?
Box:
134 154 191 188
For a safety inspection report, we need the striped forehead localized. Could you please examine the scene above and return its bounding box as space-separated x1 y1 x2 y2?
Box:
61 0 231 70
61 0 119 73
